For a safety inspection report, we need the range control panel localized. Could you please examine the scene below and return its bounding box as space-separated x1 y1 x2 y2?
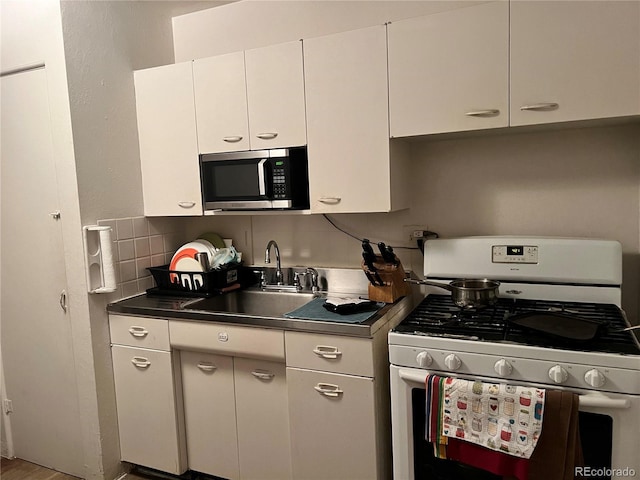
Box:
492 245 538 264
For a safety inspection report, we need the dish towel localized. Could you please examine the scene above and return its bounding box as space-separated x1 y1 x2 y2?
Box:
425 375 448 458
446 390 583 480
441 377 545 458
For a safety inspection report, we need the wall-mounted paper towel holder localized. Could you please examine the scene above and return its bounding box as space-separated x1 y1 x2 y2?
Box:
83 225 117 294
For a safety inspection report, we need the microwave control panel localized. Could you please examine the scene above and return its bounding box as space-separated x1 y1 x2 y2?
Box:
272 162 288 199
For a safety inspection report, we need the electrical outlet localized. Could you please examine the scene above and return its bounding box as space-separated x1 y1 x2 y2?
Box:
402 225 428 242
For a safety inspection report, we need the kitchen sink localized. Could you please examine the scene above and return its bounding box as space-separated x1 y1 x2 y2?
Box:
182 288 319 318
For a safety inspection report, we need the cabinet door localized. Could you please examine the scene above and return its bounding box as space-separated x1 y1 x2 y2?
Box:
194 51 250 153
304 25 392 213
510 1 640 126
235 358 291 480
388 1 508 137
111 345 186 474
180 351 239 479
245 41 306 149
287 368 378 480
134 62 202 216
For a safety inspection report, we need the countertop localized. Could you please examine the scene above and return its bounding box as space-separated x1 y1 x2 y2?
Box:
107 288 423 338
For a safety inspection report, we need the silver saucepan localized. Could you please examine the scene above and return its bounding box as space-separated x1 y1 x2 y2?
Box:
405 278 500 310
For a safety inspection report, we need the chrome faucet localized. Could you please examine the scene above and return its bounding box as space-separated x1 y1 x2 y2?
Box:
265 240 283 285
305 267 319 293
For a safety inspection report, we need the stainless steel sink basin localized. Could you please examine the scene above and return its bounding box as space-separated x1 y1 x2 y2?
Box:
182 288 319 318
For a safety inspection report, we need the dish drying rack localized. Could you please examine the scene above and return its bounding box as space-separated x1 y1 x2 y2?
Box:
147 263 242 297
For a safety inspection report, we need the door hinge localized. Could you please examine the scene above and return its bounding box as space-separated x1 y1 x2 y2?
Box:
3 398 13 415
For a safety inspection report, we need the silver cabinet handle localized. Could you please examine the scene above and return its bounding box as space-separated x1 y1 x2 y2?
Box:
128 326 148 338
520 103 559 112
318 197 341 204
59 290 67 313
197 362 217 372
314 383 344 398
251 370 275 381
465 109 500 117
178 201 196 208
223 136 243 143
131 357 151 369
50 211 61 220
313 345 343 359
256 132 278 140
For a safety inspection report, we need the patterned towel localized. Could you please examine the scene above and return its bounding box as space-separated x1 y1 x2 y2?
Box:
441 377 545 459
425 374 448 458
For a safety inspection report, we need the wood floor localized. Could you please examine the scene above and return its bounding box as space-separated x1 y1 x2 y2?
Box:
0 457 151 480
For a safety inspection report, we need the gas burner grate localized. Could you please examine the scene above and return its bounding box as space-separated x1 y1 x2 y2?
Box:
394 295 512 341
395 294 640 355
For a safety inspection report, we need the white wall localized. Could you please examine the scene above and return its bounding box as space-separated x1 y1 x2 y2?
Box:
57 1 228 478
173 0 483 61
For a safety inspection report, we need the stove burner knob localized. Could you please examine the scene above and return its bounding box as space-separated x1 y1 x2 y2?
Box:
548 365 568 384
416 351 433 368
494 358 513 377
584 368 606 388
444 354 462 371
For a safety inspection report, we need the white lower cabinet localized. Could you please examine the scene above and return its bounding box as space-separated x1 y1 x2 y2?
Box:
180 351 291 480
287 368 377 480
234 358 291 480
180 352 239 479
110 315 397 479
109 315 187 475
110 345 187 474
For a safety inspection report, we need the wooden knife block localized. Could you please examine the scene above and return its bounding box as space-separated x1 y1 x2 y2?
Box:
363 255 411 303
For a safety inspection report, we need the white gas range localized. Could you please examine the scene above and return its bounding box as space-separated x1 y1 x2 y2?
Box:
388 236 640 480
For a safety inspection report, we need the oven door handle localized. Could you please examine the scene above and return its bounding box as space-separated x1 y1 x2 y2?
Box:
397 369 631 409
578 393 630 409
398 369 428 385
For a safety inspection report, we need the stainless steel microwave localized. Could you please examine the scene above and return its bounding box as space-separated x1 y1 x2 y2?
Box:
200 147 310 211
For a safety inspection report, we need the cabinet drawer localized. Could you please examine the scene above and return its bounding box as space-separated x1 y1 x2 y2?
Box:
285 331 373 377
169 320 285 361
109 315 170 350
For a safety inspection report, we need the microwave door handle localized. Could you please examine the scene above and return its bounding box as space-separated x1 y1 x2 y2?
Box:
257 159 267 196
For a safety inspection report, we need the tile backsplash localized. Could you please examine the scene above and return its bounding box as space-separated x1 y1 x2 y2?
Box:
97 216 186 299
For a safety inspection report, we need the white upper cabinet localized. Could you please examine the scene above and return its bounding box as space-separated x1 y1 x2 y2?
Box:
245 41 307 150
134 62 202 216
510 1 640 126
304 25 409 214
388 1 509 137
193 51 251 153
194 41 306 153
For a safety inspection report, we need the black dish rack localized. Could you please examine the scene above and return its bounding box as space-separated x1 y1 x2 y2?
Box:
147 263 242 297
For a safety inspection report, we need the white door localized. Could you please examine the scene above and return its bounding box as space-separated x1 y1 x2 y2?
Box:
304 25 392 214
193 52 250 153
235 358 291 480
510 0 640 125
245 40 307 149
0 68 84 476
135 61 202 216
388 1 509 136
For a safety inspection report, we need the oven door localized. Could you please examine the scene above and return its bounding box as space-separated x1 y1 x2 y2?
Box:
390 365 640 480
